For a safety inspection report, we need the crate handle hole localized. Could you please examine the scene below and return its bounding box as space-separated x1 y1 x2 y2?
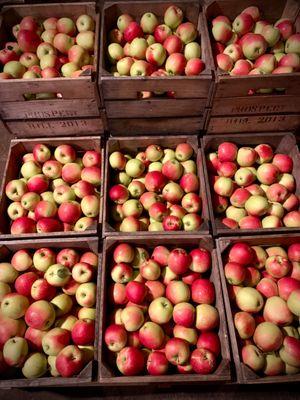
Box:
23 92 63 101
248 88 286 96
137 91 176 99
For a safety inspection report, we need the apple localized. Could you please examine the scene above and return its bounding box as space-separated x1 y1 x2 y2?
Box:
166 281 190 305
1 292 29 319
262 25 280 47
185 58 205 76
124 22 143 43
165 53 186 75
168 248 191 275
224 262 246 285
25 300 55 330
11 216 37 234
153 24 172 43
184 42 201 60
245 195 269 217
21 352 47 379
6 179 28 202
162 215 182 231
242 344 265 371
190 348 217 374
195 304 219 330
139 321 164 349
27 174 49 193
44 263 71 287
111 262 133 283
121 305 144 332
257 278 278 298
287 289 300 316
56 345 84 377
254 322 283 352
116 346 145 376
285 33 300 54
234 311 256 339
125 281 147 304
279 336 300 368
212 21 233 44
3 337 28 367
15 271 38 297
71 319 94 346
241 33 267 60
148 296 173 324
265 255 291 278
147 351 168 375
191 279 215 305
263 296 293 326
164 35 183 55
236 287 264 313
214 176 234 197
165 337 190 365
128 37 147 61
17 29 41 53
254 54 277 73
76 282 96 308
42 327 70 356
229 242 254 265
164 5 183 29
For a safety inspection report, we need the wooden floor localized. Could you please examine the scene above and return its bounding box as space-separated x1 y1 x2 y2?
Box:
0 124 299 399
0 384 300 400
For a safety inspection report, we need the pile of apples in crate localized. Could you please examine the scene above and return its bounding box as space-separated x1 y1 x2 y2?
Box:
0 247 98 379
108 143 202 232
105 243 221 376
107 5 205 78
224 241 300 376
0 13 95 82
211 5 300 83
5 144 101 234
207 141 300 230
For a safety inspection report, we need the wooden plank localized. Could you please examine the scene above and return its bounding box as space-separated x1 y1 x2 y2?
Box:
99 235 231 384
108 116 205 135
101 76 212 100
214 73 300 99
201 132 300 237
6 117 105 137
0 137 104 240
217 234 300 384
0 99 100 120
105 98 207 119
211 96 300 117
0 236 100 388
206 114 300 134
103 135 210 237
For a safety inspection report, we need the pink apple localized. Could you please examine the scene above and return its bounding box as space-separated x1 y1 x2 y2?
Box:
154 24 172 44
165 53 186 75
191 279 215 304
116 347 145 375
233 13 254 36
147 351 168 375
56 345 84 377
216 53 233 72
190 348 217 374
124 22 143 43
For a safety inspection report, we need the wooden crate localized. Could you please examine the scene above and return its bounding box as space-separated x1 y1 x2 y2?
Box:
0 236 100 388
201 132 300 236
0 2 102 125
107 112 209 136
0 136 104 239
204 0 300 134
217 234 300 384
4 114 106 138
98 235 231 385
103 135 210 236
99 1 214 133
